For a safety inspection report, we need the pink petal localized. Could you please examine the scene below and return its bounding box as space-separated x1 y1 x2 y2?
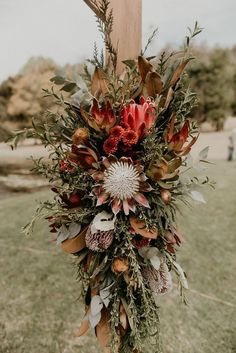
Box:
127 112 135 130
111 198 122 215
123 199 130 215
92 171 104 182
96 193 109 206
133 193 150 208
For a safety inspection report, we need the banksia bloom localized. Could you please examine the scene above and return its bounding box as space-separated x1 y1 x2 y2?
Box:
85 226 114 252
92 156 152 215
141 262 172 295
121 97 157 139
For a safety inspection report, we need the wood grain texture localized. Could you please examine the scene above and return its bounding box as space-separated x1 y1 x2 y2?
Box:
109 0 142 73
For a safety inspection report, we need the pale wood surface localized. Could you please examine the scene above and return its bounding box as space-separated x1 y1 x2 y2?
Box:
109 0 142 73
83 0 142 73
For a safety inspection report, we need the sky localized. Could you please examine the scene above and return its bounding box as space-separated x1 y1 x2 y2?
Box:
0 0 235 82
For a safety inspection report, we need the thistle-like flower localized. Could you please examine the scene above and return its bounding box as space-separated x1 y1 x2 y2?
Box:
92 156 152 215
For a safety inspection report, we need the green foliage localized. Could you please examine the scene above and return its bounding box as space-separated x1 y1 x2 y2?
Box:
188 47 235 130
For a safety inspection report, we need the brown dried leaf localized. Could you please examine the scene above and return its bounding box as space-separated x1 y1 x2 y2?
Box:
170 59 192 87
138 56 154 82
145 72 163 98
60 226 87 254
75 307 91 337
130 217 158 239
75 318 90 337
95 309 112 353
91 67 108 96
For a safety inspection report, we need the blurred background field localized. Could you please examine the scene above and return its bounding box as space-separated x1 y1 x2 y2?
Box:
1 0 236 352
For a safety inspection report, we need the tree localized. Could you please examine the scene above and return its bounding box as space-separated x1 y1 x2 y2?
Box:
6 57 60 124
189 48 234 131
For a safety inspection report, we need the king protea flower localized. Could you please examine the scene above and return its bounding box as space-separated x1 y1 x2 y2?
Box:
121 97 157 139
92 156 152 215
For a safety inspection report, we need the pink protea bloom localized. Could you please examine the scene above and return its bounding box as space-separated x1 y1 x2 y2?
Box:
121 97 157 139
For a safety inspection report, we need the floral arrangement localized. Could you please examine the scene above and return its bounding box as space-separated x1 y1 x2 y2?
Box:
10 3 213 353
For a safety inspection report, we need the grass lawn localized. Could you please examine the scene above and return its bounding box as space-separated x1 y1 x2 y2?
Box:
0 161 236 353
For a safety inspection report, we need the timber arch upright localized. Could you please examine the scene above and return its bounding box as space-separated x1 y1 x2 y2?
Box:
83 0 142 73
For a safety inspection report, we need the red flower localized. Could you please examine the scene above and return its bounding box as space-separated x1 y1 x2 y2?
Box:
167 114 198 155
109 125 124 139
132 236 151 249
122 130 139 146
103 137 119 154
90 99 116 133
121 97 156 139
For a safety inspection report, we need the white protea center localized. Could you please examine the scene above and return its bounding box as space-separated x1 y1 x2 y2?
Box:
103 162 140 200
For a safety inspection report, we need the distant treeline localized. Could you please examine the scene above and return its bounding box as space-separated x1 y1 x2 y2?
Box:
0 47 236 135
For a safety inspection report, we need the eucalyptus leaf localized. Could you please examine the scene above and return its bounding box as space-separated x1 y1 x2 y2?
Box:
100 288 111 308
60 82 77 92
68 222 81 238
91 211 115 233
150 255 161 270
50 75 66 85
190 190 206 203
90 295 103 316
89 311 102 328
56 224 70 245
199 146 209 160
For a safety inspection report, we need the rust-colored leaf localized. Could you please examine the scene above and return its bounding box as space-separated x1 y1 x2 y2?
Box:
170 59 191 87
145 72 163 98
75 318 90 337
119 303 129 330
95 309 112 353
91 67 108 96
130 217 158 239
75 307 91 337
138 56 153 82
60 226 87 254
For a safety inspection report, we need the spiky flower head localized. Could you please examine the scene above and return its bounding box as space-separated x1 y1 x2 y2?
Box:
92 156 152 215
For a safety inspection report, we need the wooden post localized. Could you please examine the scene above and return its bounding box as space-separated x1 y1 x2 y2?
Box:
83 0 142 73
109 0 142 73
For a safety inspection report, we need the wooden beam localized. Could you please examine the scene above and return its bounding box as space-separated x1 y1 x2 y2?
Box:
83 0 142 73
109 0 142 73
